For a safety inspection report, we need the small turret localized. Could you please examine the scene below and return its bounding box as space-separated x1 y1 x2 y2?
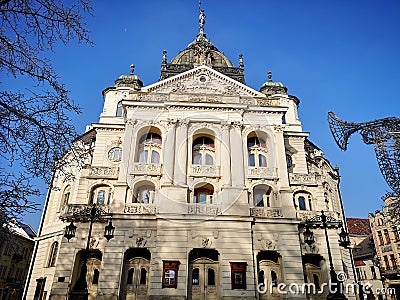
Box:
114 64 143 90
260 70 287 95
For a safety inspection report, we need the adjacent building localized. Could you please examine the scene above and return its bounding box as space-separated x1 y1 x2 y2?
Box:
26 10 355 300
347 218 383 300
0 222 36 300
369 198 400 299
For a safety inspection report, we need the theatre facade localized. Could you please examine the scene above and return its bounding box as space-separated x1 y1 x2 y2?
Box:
26 11 355 300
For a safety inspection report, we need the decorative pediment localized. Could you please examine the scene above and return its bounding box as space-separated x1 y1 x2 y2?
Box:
142 65 265 98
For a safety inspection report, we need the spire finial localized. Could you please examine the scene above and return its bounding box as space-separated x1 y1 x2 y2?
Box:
130 64 135 75
239 54 244 69
198 0 206 35
268 70 272 82
162 50 167 63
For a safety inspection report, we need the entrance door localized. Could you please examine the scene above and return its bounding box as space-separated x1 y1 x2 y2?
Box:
258 260 283 300
122 258 149 300
189 258 219 300
304 263 324 300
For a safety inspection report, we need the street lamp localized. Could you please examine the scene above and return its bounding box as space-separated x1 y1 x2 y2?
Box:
63 204 115 300
303 210 349 300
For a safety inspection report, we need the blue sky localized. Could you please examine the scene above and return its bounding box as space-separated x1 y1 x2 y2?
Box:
20 0 400 230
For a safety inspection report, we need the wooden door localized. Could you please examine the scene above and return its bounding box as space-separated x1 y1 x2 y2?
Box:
123 258 149 300
188 259 219 300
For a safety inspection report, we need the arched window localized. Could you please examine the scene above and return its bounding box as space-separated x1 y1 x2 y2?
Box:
286 154 292 168
116 101 123 117
294 192 312 211
271 270 278 287
313 274 320 290
90 185 112 205
247 135 267 167
134 183 155 204
258 270 265 285
253 185 272 207
127 268 134 285
193 183 214 204
192 136 215 165
92 269 99 284
208 268 215 286
192 268 199 285
138 132 162 164
298 196 306 211
140 268 147 285
47 242 59 267
62 186 71 206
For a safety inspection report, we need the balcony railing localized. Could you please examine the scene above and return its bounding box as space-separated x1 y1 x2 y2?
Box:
247 167 277 179
124 204 158 215
187 203 221 215
289 173 319 185
188 165 220 178
250 207 283 218
131 163 162 176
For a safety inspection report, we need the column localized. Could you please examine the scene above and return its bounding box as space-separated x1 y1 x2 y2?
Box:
174 119 189 186
221 121 232 187
162 119 177 185
230 121 245 187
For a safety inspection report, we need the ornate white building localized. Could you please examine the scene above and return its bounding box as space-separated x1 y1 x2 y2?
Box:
26 11 355 300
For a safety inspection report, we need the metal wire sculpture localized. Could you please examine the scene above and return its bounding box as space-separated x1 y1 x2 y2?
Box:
327 111 400 197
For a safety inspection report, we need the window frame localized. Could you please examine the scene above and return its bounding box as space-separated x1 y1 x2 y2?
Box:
47 241 59 268
230 262 247 290
247 136 267 168
192 136 215 166
162 261 180 288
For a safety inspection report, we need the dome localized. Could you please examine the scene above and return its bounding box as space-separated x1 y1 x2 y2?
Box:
170 34 234 68
114 64 143 90
259 71 287 95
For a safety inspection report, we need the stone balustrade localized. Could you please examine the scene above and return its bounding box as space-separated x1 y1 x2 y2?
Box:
124 204 159 215
289 173 319 185
132 163 163 176
188 165 220 177
186 203 221 215
88 166 119 179
250 207 283 218
247 167 277 179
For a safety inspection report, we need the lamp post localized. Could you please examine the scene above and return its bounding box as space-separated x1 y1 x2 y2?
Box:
64 204 115 300
303 210 350 300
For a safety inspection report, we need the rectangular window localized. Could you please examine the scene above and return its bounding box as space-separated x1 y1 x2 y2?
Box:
248 154 255 167
33 277 46 300
162 261 179 288
230 262 246 290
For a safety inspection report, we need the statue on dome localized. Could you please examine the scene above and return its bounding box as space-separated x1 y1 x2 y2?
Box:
199 9 206 34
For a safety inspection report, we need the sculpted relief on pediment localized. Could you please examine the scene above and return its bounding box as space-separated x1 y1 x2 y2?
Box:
144 67 263 98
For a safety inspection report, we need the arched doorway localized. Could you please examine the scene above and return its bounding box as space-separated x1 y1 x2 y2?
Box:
70 250 102 300
257 251 283 300
188 249 219 300
302 254 327 300
119 248 151 300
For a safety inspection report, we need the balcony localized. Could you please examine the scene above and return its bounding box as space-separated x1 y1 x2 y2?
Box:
124 204 158 215
289 173 319 185
87 166 119 179
131 163 162 176
247 167 277 179
188 165 220 178
186 203 221 215
250 207 283 218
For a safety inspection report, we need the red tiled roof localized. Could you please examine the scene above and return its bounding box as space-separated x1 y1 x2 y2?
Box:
346 218 371 236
